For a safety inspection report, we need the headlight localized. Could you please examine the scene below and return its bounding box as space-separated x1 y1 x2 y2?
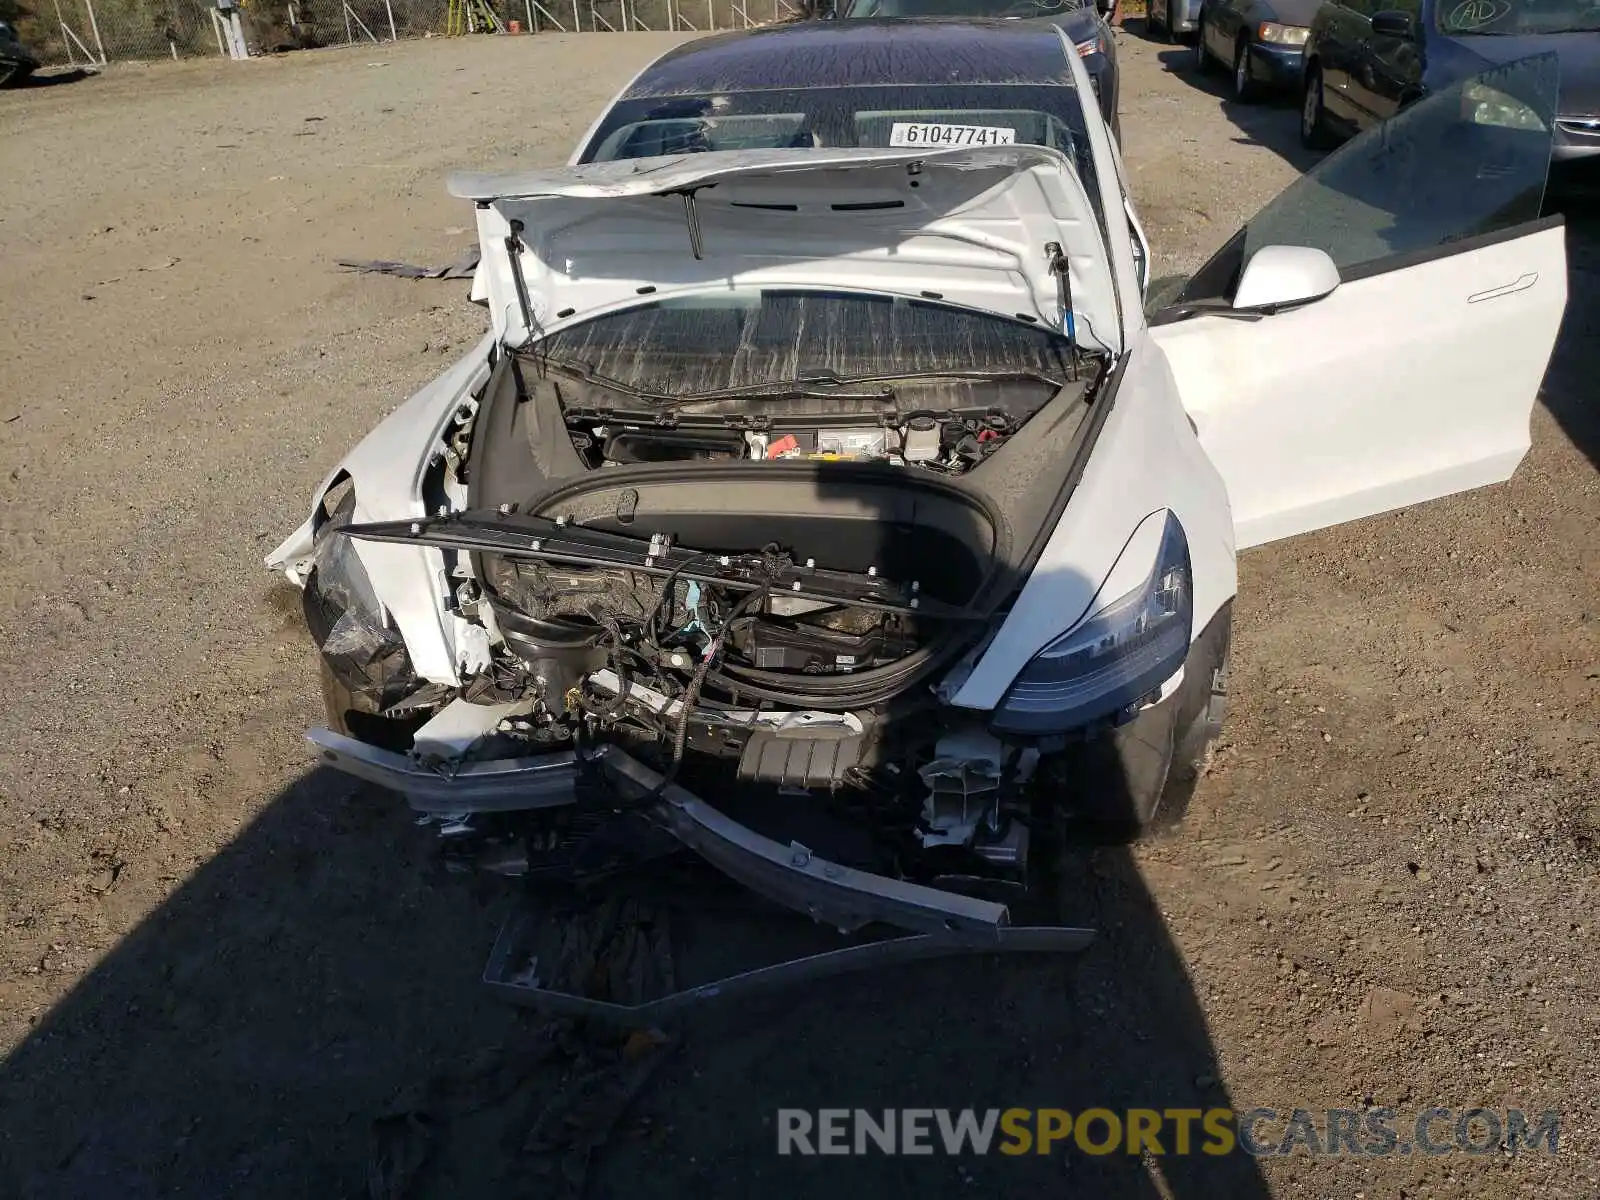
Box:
303 495 418 708
1256 21 1308 44
992 512 1192 735
1075 35 1104 57
1461 79 1547 132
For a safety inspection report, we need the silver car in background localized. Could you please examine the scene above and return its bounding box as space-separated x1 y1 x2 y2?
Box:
1146 0 1202 40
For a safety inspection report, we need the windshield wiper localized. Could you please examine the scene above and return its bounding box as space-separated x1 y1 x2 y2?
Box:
678 367 1068 404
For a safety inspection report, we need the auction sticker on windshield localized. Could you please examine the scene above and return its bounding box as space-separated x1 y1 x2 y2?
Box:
889 122 1017 147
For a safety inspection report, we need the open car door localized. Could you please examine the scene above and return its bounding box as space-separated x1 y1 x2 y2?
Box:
1148 55 1567 550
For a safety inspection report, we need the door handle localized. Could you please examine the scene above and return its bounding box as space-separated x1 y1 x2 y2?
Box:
1468 272 1538 304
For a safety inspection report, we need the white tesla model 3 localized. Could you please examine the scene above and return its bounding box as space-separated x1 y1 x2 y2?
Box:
269 23 1565 931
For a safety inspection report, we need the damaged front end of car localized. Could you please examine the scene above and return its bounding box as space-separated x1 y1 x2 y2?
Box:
271 147 1229 1008
299 340 1113 933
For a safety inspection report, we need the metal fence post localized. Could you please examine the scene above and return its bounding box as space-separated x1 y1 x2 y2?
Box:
385 0 397 37
84 0 108 64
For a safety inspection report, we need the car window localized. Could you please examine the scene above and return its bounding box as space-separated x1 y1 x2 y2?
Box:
593 115 813 160
1165 53 1557 309
1438 0 1600 35
581 85 1105 231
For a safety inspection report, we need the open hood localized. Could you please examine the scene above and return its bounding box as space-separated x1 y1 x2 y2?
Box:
452 145 1120 354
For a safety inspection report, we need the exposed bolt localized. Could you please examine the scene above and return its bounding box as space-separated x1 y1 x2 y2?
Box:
910 598 920 609
498 503 511 515
911 580 921 593
805 558 816 569
867 566 878 577
530 538 542 551
792 580 803 592
791 849 811 867
823 863 843 880
409 522 421 535
718 556 730 567
555 515 568 527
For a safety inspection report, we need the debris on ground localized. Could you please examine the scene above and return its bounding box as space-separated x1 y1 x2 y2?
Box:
365 898 678 1200
338 247 480 280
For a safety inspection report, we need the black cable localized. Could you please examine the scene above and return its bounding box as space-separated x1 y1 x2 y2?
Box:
640 551 713 649
643 585 769 803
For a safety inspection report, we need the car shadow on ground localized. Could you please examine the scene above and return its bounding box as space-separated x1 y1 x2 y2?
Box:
1541 193 1600 472
0 766 1275 1197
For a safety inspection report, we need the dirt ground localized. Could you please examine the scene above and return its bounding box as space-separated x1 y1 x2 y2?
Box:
0 27 1596 1200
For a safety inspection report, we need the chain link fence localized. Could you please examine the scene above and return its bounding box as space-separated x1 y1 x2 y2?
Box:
8 0 807 68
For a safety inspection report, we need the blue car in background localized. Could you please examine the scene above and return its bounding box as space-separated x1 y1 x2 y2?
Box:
1191 0 1320 102
1300 0 1600 163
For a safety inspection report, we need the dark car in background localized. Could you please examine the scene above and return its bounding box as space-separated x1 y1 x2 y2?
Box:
835 0 1121 138
1300 0 1600 161
0 20 39 86
1193 0 1320 101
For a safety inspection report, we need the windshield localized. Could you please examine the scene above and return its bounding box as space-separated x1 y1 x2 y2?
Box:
579 84 1097 200
531 289 1074 398
1437 0 1600 35
842 0 1083 15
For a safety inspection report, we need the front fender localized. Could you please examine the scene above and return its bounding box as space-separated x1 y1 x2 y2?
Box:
946 334 1237 711
266 331 498 684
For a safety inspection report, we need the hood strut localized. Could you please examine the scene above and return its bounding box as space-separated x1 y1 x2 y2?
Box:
1046 241 1079 381
506 219 536 336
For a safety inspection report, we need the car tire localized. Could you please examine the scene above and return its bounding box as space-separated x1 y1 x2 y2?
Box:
1300 63 1337 149
1192 12 1213 73
1231 38 1260 102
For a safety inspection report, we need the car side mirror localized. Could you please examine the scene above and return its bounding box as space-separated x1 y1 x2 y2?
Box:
1232 245 1341 312
1369 9 1416 38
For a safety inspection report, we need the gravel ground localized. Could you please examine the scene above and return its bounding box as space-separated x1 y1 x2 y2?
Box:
0 28 1596 1199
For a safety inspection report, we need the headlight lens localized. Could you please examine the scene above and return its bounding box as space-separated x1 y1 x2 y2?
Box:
1461 79 1548 132
1075 35 1104 57
1256 21 1309 44
303 495 418 708
992 512 1193 735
